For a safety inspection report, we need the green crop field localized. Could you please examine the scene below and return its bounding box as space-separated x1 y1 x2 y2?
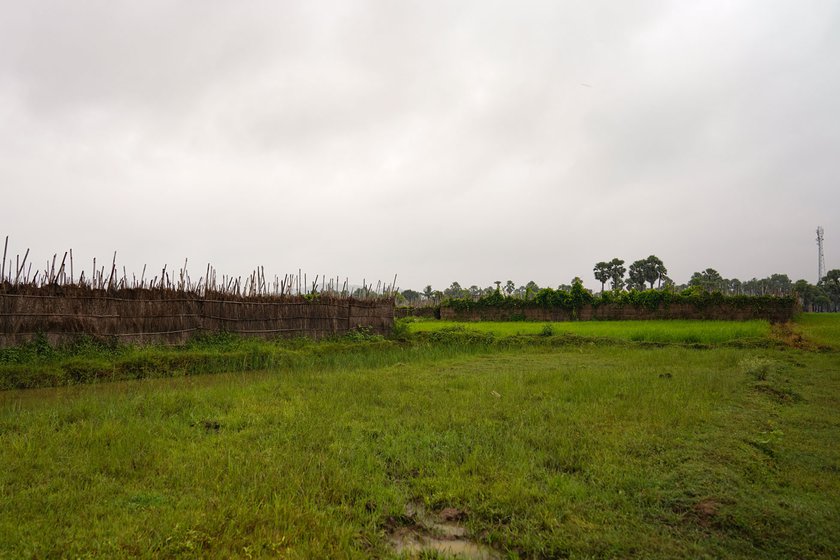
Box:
406 318 773 345
1 315 838 558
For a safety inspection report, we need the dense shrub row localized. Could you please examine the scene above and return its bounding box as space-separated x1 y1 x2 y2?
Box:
445 281 797 313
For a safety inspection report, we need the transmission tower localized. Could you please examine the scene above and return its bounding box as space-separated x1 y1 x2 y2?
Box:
817 226 825 283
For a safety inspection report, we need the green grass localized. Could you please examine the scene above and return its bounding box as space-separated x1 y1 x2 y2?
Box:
794 313 840 349
407 318 772 345
0 316 839 558
0 331 498 391
0 319 772 391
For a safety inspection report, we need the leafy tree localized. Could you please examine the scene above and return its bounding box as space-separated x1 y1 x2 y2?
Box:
444 282 467 299
569 277 593 308
400 289 421 304
742 278 765 296
819 269 840 311
627 260 648 291
504 280 515 297
646 255 668 288
608 258 626 291
468 285 482 299
767 273 793 296
794 279 831 312
593 261 611 292
627 255 667 290
422 285 434 301
734 275 794 297
690 268 725 293
525 280 540 300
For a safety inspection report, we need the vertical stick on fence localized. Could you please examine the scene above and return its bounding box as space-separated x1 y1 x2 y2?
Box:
58 252 68 283
16 249 29 285
108 251 117 289
179 258 187 291
1 236 7 283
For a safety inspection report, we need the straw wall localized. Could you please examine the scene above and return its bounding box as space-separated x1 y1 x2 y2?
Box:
0 285 394 347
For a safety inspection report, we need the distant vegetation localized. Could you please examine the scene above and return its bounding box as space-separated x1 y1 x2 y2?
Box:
400 254 840 312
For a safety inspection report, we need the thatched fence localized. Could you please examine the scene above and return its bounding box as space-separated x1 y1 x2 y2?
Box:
0 285 394 347
0 237 399 347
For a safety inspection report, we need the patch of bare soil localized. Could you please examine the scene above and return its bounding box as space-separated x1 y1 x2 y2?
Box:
691 498 720 528
386 502 500 559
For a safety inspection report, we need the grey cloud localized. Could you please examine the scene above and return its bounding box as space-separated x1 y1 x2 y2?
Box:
0 1 838 291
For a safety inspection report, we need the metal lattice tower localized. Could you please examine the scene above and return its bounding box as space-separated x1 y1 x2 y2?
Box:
817 226 825 283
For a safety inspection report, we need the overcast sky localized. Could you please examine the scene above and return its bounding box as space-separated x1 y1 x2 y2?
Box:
1 1 838 292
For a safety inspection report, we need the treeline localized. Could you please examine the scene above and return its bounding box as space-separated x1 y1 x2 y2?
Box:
398 254 840 312
440 278 795 316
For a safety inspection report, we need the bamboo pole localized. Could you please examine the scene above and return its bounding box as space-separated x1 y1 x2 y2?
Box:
58 252 67 283
107 251 117 289
16 248 29 285
1 236 7 283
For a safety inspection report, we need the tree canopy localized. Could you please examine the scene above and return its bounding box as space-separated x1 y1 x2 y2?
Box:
628 255 667 290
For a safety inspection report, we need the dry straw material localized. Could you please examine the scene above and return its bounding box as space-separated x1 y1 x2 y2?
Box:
0 284 394 347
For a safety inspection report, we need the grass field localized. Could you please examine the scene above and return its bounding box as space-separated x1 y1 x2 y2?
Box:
793 313 840 349
405 319 772 345
1 316 838 558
